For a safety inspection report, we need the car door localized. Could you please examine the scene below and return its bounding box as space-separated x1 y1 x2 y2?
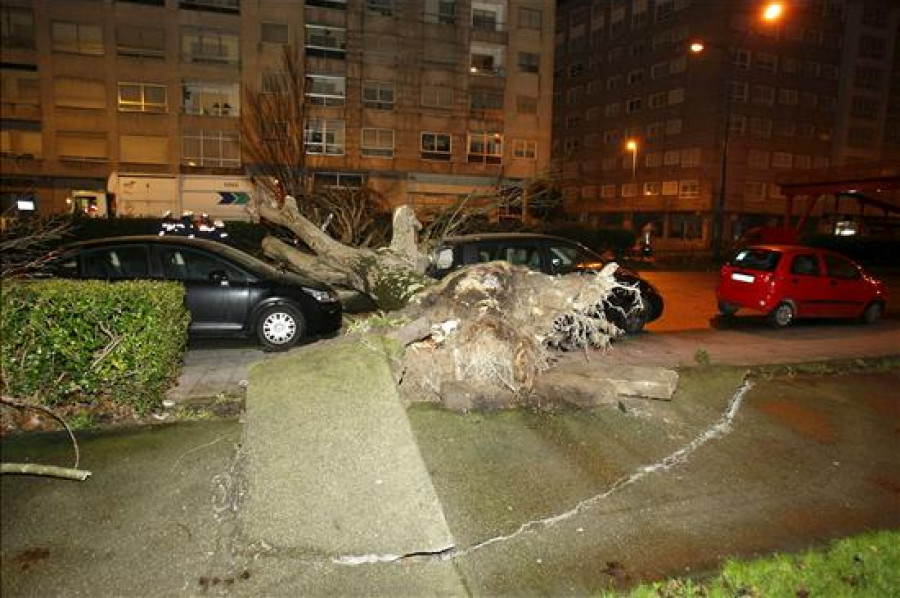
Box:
785 252 829 317
156 245 250 332
821 252 868 317
80 245 151 280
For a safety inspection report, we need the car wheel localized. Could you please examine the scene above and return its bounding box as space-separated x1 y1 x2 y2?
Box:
256 304 305 351
718 301 738 316
768 302 794 328
623 299 648 334
862 301 883 324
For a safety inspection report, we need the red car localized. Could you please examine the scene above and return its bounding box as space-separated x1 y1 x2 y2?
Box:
716 245 889 328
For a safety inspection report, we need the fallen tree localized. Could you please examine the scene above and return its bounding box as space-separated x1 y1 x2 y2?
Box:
386 260 641 409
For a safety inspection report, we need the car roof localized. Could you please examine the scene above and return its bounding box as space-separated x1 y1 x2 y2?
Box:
441 232 580 245
61 235 225 252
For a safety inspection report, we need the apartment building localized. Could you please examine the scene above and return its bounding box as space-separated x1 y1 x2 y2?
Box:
553 0 899 249
0 0 555 218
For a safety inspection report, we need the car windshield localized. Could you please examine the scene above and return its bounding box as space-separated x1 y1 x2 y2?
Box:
729 248 782 271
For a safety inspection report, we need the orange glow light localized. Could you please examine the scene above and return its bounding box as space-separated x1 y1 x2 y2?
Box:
626 140 638 151
690 41 705 53
762 2 784 22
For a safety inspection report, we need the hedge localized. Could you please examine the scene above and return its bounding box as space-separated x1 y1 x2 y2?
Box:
1 279 189 413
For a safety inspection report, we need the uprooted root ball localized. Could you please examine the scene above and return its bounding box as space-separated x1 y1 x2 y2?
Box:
394 261 641 409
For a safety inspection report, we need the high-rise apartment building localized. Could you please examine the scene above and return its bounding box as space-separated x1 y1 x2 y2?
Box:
1 0 555 218
553 0 899 251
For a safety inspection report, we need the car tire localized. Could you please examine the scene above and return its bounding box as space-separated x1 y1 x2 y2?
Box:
862 301 883 324
718 301 738 317
256 304 305 351
768 302 794 329
623 299 648 334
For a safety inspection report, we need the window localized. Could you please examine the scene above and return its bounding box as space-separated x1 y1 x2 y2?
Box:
424 0 457 25
422 86 453 108
665 118 683 135
732 48 750 70
361 128 394 158
119 134 168 164
362 81 394 110
421 132 451 160
470 88 504 110
118 83 167 113
851 95 879 120
650 61 668 79
755 52 777 73
1 7 35 49
261 22 289 45
819 95 837 112
661 180 678 195
54 78 107 110
664 150 680 166
159 247 241 283
751 85 775 106
729 114 746 135
467 131 502 164
472 7 500 32
366 0 393 17
564 138 580 155
621 183 637 197
181 27 239 64
470 42 505 76
519 7 541 29
606 75 621 90
305 119 345 155
627 69 644 85
305 75 345 106
56 132 108 161
643 182 660 196
566 114 582 129
181 0 241 11
517 52 540 73
854 66 882 90
679 179 700 198
116 25 164 59
601 184 617 198
730 81 748 103
744 181 766 200
649 92 666 108
668 88 684 104
513 139 537 159
566 87 582 105
304 25 346 59
656 0 674 22
778 88 798 105
603 129 620 144
604 102 621 117
858 34 886 60
183 81 239 116
645 152 661 167
82 246 150 280
52 21 104 55
772 152 793 168
847 127 875 148
626 97 642 113
794 155 811 169
669 56 686 73
182 130 240 167
1 128 42 159
681 148 700 167
312 172 364 188
516 95 537 114
777 120 797 137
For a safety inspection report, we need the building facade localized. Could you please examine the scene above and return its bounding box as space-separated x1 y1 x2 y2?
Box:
553 0 899 250
0 0 555 218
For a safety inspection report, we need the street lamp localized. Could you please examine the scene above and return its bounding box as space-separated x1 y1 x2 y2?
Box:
625 139 638 180
690 2 784 262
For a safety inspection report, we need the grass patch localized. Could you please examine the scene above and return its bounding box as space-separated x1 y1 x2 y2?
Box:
605 530 900 597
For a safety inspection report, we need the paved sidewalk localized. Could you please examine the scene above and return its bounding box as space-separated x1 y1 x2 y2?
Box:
166 343 267 402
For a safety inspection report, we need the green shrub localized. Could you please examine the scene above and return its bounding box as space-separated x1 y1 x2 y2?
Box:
1 279 189 413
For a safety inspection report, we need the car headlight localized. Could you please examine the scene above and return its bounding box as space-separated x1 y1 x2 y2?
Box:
302 287 340 303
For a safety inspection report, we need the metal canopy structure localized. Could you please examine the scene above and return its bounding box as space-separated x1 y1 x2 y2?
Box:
775 163 900 235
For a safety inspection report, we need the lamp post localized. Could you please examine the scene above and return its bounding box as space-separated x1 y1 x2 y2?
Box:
690 2 785 262
625 139 638 181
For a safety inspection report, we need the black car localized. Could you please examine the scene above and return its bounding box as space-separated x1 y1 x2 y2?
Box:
428 233 664 333
48 235 342 351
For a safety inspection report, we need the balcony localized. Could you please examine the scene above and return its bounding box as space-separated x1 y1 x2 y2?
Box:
179 0 239 15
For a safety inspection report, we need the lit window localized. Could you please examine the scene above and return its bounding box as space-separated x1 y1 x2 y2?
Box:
118 82 167 113
182 130 240 167
304 119 345 155
183 80 239 116
421 132 451 160
305 74 346 106
513 139 537 159
679 179 700 198
467 131 502 164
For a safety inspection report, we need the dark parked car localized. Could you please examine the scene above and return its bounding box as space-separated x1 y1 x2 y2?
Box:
48 235 342 350
428 233 664 333
717 244 889 328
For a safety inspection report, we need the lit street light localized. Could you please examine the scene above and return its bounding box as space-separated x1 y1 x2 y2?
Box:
626 139 638 180
690 2 785 262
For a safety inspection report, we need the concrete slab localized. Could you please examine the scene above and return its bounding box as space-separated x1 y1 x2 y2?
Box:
243 336 457 558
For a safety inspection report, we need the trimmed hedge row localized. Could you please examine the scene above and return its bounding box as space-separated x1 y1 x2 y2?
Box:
1 279 189 412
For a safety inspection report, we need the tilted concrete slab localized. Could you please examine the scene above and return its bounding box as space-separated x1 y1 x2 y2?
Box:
243 336 456 558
